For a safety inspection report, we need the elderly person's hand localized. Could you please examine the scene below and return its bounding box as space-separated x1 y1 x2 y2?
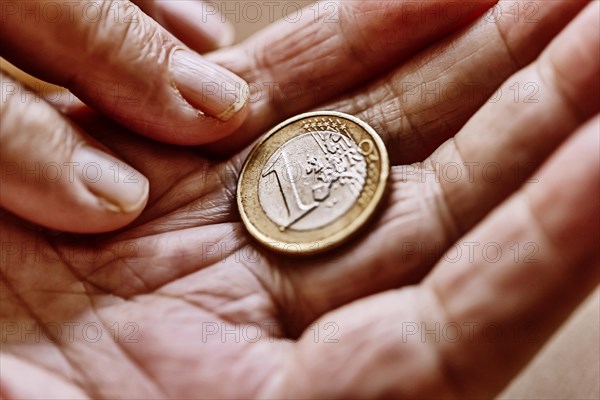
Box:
1 0 249 232
1 0 598 398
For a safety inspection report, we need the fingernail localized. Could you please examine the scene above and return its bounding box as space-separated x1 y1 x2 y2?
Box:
170 49 247 121
73 146 149 213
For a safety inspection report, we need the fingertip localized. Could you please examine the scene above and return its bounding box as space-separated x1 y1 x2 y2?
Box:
72 146 150 217
169 48 249 122
214 89 247 121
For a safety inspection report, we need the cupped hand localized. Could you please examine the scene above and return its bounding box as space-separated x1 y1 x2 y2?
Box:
1 0 248 233
1 1 598 398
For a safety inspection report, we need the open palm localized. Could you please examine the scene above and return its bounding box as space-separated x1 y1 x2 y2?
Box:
1 1 598 398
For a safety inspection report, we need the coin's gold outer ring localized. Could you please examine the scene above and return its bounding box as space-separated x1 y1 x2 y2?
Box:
237 111 390 255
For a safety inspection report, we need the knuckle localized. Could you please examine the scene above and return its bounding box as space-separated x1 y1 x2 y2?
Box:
82 1 166 62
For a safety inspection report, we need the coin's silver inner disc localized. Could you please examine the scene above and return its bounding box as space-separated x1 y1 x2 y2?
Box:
258 130 367 231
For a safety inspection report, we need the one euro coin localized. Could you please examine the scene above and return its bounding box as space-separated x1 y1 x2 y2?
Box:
237 111 389 254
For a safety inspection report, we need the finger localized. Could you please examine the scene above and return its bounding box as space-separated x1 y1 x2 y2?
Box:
134 0 234 52
0 73 149 232
421 115 600 397
205 0 497 152
0 0 248 145
432 0 600 230
270 115 600 398
272 1 599 334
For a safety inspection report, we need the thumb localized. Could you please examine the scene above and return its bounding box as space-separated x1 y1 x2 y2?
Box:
0 0 248 145
0 73 148 232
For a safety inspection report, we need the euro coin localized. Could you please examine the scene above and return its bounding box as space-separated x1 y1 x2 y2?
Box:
237 111 389 254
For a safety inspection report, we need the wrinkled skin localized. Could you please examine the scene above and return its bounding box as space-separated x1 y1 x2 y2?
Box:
1 1 599 398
